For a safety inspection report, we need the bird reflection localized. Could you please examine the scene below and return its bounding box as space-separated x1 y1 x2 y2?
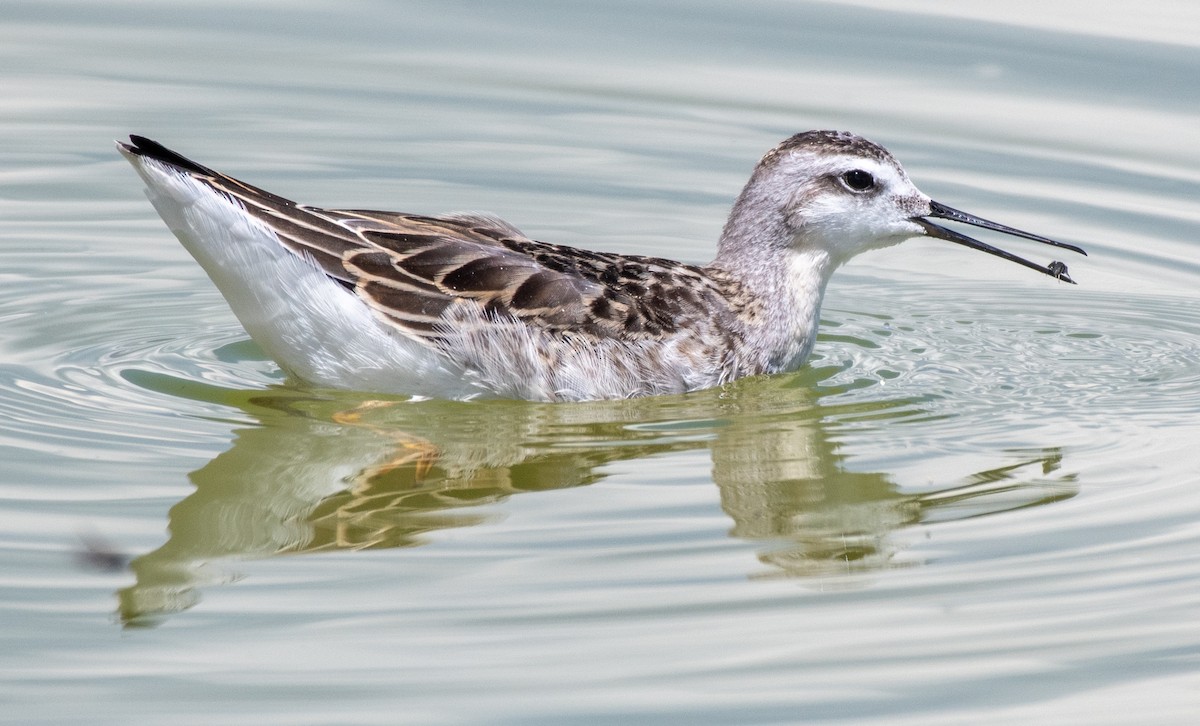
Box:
115 373 1076 626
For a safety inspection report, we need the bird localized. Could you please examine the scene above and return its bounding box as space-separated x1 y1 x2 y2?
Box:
118 130 1086 402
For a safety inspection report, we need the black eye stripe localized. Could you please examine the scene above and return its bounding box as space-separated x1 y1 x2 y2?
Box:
841 169 875 192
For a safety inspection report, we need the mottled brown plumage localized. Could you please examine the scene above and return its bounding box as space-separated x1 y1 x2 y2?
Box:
140 135 758 361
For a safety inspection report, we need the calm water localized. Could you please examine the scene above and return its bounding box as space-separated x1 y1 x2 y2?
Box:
3 1 1200 723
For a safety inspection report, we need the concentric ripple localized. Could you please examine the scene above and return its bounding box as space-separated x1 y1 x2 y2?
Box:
817 281 1200 420
6 277 1200 468
0 323 281 469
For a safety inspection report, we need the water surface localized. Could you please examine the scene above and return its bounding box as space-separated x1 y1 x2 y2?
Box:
3 1 1200 723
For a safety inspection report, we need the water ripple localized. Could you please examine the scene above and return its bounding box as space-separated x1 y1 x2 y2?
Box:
818 283 1200 424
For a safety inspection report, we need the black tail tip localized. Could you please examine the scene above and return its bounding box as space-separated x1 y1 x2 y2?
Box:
119 135 211 175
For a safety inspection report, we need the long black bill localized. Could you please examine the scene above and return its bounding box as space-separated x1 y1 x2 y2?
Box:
915 200 1087 284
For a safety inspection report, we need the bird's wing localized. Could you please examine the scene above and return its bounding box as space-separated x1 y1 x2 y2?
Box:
119 136 731 345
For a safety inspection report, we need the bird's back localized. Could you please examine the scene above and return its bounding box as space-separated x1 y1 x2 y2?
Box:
119 136 758 400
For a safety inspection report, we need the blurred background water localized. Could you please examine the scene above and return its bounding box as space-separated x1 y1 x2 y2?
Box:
2 1 1200 723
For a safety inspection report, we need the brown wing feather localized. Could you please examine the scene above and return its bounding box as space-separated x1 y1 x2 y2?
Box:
349 230 599 338
346 226 745 346
129 139 742 347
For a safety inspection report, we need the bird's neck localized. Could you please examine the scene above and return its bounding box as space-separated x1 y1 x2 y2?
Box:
709 213 836 375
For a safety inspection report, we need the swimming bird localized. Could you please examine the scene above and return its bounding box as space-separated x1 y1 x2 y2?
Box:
118 131 1086 401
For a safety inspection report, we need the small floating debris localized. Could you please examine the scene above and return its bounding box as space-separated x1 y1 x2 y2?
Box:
1047 260 1073 284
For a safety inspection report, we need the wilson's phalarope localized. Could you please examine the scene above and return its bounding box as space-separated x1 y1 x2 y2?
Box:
119 131 1086 401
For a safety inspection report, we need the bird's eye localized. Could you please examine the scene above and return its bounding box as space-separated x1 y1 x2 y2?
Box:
841 169 875 192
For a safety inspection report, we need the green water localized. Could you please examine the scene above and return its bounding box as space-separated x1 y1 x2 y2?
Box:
3 1 1200 723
